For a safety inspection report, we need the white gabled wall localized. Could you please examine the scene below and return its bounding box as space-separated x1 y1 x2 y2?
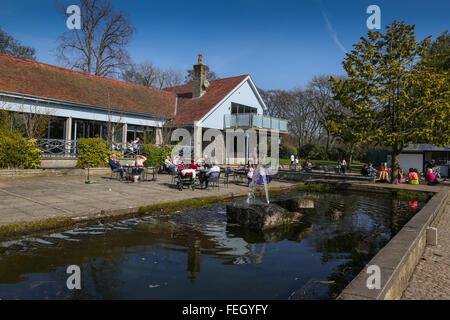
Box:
200 77 266 130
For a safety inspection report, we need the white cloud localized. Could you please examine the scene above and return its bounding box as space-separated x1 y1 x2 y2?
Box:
316 0 347 54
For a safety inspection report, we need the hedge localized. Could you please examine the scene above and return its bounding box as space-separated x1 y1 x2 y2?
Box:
0 130 42 169
142 144 172 167
76 138 111 168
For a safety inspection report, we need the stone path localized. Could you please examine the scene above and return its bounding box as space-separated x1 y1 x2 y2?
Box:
0 173 294 226
401 198 450 300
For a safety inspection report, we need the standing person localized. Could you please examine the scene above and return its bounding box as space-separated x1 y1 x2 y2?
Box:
247 164 255 186
290 154 295 164
341 159 347 174
295 157 299 166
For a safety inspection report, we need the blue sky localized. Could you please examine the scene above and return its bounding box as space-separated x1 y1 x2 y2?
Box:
1 0 449 89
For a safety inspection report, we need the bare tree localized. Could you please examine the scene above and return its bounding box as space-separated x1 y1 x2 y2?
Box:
0 27 36 60
158 69 184 89
16 99 53 139
121 62 184 89
56 0 135 77
260 88 321 152
184 65 217 84
307 75 344 158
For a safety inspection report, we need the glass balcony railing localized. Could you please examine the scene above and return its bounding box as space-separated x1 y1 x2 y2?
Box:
224 114 288 132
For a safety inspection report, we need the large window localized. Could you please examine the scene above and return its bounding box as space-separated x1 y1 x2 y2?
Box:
47 117 66 139
231 103 257 115
126 126 155 144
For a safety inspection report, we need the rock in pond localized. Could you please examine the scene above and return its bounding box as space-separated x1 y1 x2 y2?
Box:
226 200 303 230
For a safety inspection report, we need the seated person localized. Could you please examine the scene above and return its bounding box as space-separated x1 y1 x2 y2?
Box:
408 168 419 185
302 159 312 172
425 168 440 185
367 163 376 177
164 156 177 174
203 155 212 169
199 160 220 189
177 161 185 172
189 159 199 170
109 154 126 179
361 164 369 176
132 155 147 176
376 166 389 183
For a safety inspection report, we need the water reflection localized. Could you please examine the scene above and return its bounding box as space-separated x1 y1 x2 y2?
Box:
0 191 426 300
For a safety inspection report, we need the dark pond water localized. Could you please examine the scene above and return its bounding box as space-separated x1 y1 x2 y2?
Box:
0 191 426 300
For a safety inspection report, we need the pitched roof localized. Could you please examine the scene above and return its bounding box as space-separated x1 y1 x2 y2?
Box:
0 54 176 118
164 75 249 125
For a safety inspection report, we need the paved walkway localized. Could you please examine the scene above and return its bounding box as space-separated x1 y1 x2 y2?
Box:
0 173 294 226
401 198 450 300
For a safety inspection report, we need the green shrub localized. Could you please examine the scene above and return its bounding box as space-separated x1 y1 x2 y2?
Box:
76 138 111 168
142 144 172 167
280 145 298 159
0 130 42 169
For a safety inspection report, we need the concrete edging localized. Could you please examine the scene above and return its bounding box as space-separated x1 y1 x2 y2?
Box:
338 189 449 300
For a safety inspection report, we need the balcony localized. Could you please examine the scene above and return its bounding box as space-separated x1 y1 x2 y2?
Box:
224 114 288 133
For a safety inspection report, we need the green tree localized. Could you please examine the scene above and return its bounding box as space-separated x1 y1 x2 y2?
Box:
421 30 449 73
329 21 450 182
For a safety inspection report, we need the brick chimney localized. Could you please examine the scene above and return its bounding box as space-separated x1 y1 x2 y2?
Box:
193 53 207 98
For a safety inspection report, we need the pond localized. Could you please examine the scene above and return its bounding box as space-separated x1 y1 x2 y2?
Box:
0 191 426 300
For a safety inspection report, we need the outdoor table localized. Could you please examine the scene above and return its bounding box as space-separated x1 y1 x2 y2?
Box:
144 166 158 181
123 165 146 183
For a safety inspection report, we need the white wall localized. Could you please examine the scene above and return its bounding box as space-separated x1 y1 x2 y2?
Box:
398 153 423 172
0 97 164 127
200 78 265 129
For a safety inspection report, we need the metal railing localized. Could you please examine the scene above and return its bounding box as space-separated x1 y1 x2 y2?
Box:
37 139 78 157
112 142 143 158
37 139 143 158
224 114 288 132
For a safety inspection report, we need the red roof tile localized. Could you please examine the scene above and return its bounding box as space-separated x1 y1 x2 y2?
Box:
164 75 248 125
0 54 176 118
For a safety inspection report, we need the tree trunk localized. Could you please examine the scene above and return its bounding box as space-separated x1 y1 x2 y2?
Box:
325 128 330 160
347 143 354 173
390 146 400 184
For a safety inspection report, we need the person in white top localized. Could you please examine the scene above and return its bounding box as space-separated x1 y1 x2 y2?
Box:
290 154 295 164
200 160 220 189
341 159 347 174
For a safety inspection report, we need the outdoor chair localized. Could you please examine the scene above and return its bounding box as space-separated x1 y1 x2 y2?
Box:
221 167 233 188
109 164 124 181
110 170 122 181
206 171 220 191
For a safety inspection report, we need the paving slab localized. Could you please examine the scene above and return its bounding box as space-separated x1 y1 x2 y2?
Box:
401 199 450 300
0 174 294 227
